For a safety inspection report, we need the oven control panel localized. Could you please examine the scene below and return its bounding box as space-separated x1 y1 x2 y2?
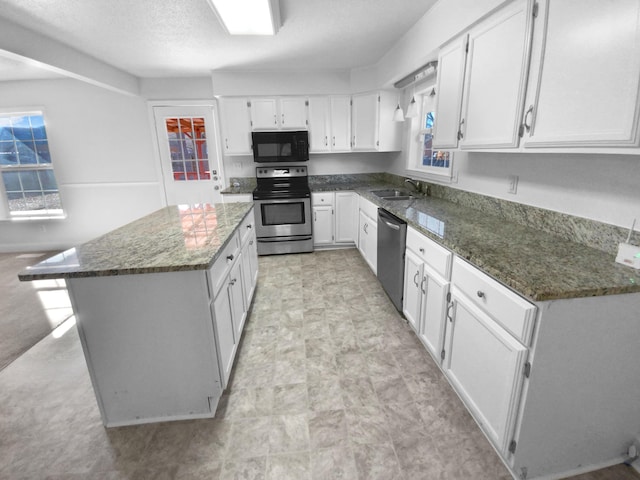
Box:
256 166 308 178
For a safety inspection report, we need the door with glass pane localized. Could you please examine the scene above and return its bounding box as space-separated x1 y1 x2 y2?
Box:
153 105 224 206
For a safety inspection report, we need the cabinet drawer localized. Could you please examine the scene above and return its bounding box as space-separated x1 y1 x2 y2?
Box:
451 257 536 344
208 232 240 296
359 195 378 220
406 226 452 279
312 192 334 206
239 208 255 245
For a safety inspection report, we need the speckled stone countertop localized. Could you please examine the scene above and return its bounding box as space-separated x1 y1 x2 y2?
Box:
357 189 640 301
18 203 254 281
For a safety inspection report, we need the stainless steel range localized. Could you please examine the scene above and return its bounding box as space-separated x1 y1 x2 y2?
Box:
253 166 313 255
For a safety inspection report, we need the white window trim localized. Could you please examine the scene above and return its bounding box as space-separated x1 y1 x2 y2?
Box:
404 85 454 183
0 108 65 220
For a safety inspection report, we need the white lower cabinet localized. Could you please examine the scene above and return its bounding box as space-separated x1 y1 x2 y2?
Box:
212 282 236 388
403 227 452 360
358 210 377 274
444 285 529 454
312 191 358 247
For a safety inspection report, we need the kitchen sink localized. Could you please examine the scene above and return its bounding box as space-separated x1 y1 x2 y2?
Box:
371 189 415 200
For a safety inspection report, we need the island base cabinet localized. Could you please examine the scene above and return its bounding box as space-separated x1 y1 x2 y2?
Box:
68 271 223 427
212 280 238 389
443 288 528 455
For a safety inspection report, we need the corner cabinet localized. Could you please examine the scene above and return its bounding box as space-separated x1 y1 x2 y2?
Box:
433 0 536 150
312 191 358 247
522 0 640 148
352 91 403 152
219 97 252 155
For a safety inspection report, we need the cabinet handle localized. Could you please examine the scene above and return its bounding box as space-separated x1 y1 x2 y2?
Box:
522 104 534 134
419 247 425 254
325 136 328 146
249 240 254 246
227 254 234 262
446 302 454 322
332 136 336 146
363 223 368 234
225 138 229 149
314 211 317 222
477 290 485 298
352 136 356 147
413 271 420 287
281 113 285 125
457 119 465 140
421 276 427 295
247 224 252 229
230 278 237 285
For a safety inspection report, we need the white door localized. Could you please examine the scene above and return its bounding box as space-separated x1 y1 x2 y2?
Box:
313 205 334 245
420 267 449 361
153 105 224 206
403 249 423 333
334 192 358 243
330 96 352 152
352 92 379 150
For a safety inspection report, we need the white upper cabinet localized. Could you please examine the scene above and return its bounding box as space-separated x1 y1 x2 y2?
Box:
352 91 402 152
250 97 308 130
330 96 352 152
522 0 640 148
307 96 352 153
219 97 252 155
432 36 468 149
433 0 535 150
460 0 535 149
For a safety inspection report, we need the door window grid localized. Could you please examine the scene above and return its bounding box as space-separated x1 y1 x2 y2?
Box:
164 117 211 181
0 113 63 217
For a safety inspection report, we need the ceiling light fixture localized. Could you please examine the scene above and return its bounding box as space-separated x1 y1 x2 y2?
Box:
207 0 281 35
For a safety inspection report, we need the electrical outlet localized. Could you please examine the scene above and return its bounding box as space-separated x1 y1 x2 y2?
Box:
508 175 519 194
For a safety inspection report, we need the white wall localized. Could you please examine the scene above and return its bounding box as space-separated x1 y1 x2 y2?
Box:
0 78 164 252
223 152 397 179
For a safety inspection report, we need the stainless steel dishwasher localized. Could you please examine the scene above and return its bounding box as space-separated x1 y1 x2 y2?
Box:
377 208 407 311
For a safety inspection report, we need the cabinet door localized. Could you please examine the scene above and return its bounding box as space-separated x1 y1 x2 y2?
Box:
220 98 252 155
251 98 279 129
432 36 467 149
280 97 308 130
365 216 377 274
240 232 258 307
420 267 450 362
334 192 358 243
228 259 246 340
403 249 423 333
212 286 236 388
444 290 528 454
352 92 379 150
358 210 377 273
313 205 334 245
308 97 331 152
460 0 534 149
330 96 352 151
524 0 640 147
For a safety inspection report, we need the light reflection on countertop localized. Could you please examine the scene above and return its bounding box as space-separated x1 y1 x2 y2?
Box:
18 202 254 281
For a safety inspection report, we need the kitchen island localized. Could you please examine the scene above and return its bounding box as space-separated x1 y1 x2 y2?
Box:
19 202 258 427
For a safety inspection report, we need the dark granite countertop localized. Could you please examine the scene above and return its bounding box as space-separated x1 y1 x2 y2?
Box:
351 187 640 301
18 203 254 281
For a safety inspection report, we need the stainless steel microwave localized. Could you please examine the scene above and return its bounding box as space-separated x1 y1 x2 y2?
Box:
252 130 309 163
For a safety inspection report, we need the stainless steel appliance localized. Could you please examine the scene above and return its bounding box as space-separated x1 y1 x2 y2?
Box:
252 130 309 163
377 208 407 311
253 166 313 255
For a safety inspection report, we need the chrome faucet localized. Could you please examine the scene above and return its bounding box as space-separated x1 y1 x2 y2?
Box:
405 178 420 192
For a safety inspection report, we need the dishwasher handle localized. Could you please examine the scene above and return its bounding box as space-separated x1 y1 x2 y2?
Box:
378 208 406 231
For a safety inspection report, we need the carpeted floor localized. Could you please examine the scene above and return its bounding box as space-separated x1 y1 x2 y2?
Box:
0 251 72 370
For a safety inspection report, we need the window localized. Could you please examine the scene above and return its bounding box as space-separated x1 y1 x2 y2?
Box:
406 87 453 178
164 117 210 181
0 112 63 218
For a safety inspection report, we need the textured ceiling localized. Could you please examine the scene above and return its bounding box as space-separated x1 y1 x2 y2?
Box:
0 0 437 79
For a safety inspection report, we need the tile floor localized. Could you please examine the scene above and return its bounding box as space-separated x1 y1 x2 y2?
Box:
1 248 638 479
